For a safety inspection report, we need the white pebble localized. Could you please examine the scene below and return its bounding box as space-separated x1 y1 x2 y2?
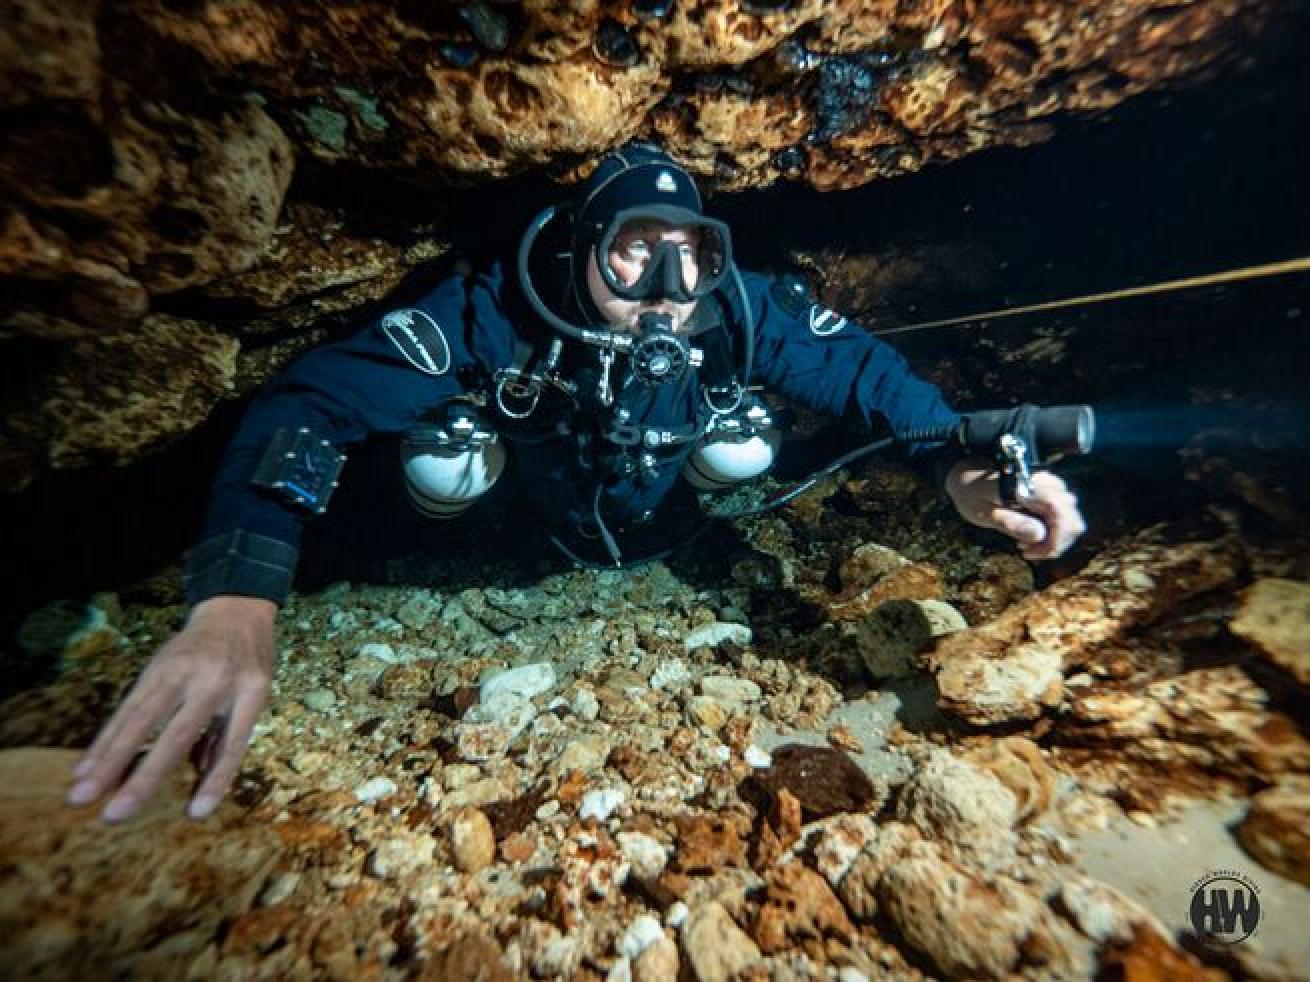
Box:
744 745 772 769
353 776 398 803
683 622 752 651
712 745 731 762
578 789 625 822
617 914 665 959
301 688 336 712
617 832 669 881
571 688 600 721
357 642 401 663
665 901 689 928
650 658 692 691
481 662 556 704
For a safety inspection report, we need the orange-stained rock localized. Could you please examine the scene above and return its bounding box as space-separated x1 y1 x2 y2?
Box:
931 532 1244 724
963 737 1058 824
959 554 1035 624
827 562 944 623
878 847 1042 980
1064 665 1310 786
752 860 853 954
754 787 803 869
0 748 282 978
1236 776 1310 887
671 812 749 875
1096 924 1229 981
449 806 496 873
1230 578 1310 686
417 929 516 982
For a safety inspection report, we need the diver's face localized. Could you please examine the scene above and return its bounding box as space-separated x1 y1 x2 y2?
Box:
587 221 700 332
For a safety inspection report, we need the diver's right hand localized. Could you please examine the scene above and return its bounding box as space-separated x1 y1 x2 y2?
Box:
66 595 277 823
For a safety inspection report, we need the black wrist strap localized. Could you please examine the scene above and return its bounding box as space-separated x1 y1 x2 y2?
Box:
183 530 299 606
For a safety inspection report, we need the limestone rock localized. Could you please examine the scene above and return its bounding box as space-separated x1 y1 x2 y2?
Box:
830 822 921 923
752 861 853 954
958 554 1035 624
827 561 943 623
1230 578 1310 685
0 748 281 978
680 901 760 982
699 674 762 705
1096 924 1229 982
895 748 1019 869
1056 876 1166 944
1236 776 1310 886
353 776 398 803
838 542 908 589
855 597 967 679
938 641 1065 725
10 316 240 479
633 936 679 982
419 930 515 982
684 622 753 650
480 662 557 704
449 807 496 873
878 848 1041 980
930 532 1242 681
1064 665 1310 786
962 736 1058 823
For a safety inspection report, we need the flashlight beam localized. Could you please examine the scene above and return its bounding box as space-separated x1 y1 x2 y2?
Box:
872 255 1310 338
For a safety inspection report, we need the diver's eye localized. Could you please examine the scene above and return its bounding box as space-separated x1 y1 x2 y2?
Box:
622 239 651 261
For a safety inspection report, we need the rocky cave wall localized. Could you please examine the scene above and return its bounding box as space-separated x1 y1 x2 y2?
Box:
0 0 1280 495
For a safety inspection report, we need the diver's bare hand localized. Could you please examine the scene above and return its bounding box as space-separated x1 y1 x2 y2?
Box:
945 460 1087 560
66 595 276 822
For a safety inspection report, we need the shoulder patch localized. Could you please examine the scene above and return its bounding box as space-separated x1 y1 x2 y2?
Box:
380 308 452 376
808 305 847 336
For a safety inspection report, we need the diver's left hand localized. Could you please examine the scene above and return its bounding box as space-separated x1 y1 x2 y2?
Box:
944 459 1087 560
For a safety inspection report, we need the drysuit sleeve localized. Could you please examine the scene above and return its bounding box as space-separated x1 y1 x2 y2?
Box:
743 271 961 451
184 266 517 606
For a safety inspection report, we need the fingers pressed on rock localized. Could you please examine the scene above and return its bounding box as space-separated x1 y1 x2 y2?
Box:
190 690 266 819
103 692 223 823
68 682 180 805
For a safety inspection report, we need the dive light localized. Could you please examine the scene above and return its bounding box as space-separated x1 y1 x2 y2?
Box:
911 404 1096 504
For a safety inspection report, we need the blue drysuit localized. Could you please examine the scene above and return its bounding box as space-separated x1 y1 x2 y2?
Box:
183 262 960 604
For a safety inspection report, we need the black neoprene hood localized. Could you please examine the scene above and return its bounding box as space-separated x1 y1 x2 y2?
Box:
571 143 704 254
567 143 732 314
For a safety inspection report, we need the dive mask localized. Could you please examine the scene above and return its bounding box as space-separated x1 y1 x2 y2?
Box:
593 207 732 304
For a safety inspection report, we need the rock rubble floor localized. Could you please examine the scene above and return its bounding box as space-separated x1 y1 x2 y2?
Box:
3 465 1308 980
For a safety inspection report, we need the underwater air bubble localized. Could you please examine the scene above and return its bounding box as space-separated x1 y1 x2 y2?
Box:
633 0 675 20
776 39 821 73
439 41 482 69
772 145 806 174
594 19 641 69
458 2 510 53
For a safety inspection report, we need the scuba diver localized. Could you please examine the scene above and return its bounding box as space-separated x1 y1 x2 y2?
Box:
66 144 1087 823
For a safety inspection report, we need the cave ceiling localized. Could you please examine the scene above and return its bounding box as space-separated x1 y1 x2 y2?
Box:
0 0 1278 490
